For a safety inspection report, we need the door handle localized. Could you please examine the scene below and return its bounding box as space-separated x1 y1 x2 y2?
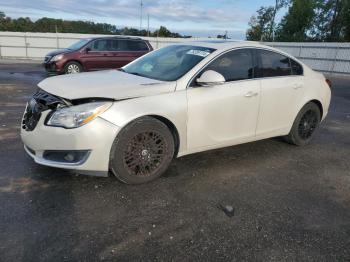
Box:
293 83 303 89
244 91 258 97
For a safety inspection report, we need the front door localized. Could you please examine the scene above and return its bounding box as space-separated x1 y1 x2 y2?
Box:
186 49 261 151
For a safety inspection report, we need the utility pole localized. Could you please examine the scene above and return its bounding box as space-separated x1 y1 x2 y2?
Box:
147 14 150 37
139 0 143 31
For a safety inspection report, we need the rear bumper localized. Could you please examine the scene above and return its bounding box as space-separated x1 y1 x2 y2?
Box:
21 110 121 177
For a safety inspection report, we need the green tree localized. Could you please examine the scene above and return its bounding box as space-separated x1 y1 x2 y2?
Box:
275 0 316 41
246 6 275 41
246 1 290 41
268 0 290 40
0 11 14 31
343 0 350 41
0 12 186 38
328 0 344 41
312 0 345 41
153 26 171 37
316 0 350 41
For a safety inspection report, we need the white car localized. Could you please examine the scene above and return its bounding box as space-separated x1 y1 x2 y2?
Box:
21 41 331 184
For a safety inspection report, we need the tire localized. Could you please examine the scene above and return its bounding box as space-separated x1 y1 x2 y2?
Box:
64 61 83 74
109 117 175 184
285 102 321 146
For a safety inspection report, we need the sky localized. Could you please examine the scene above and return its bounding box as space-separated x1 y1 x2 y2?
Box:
0 0 285 39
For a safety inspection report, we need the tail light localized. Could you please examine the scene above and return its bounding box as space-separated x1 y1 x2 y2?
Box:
325 78 332 88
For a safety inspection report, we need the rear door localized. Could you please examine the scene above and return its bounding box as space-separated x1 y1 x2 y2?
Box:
107 39 131 68
255 49 305 136
125 40 150 64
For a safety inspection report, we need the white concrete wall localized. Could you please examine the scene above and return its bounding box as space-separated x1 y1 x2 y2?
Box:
1 32 350 75
0 32 202 59
262 42 350 75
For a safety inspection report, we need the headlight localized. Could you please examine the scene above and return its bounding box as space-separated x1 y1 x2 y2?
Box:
47 102 112 128
51 54 64 62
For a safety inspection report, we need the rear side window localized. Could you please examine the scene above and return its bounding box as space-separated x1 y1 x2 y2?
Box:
205 49 254 82
91 40 109 51
109 40 120 51
126 40 149 51
291 59 303 75
257 50 291 77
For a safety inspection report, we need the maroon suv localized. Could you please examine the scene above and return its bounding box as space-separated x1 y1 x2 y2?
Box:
43 37 153 74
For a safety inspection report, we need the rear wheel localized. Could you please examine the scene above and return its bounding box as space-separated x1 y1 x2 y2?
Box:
64 61 83 74
110 117 175 184
285 102 321 146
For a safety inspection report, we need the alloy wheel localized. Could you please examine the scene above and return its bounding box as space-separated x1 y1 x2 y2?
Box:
298 109 318 140
123 131 167 176
66 64 80 74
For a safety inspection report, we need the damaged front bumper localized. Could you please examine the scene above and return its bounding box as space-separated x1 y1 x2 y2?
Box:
20 90 121 177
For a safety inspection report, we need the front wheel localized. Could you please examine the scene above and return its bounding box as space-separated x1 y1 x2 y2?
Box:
285 102 321 146
110 117 175 184
64 61 83 74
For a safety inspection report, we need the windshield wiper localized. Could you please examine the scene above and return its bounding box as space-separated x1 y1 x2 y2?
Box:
126 71 145 77
118 68 125 72
122 71 164 81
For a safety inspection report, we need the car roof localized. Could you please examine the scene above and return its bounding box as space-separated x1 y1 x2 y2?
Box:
177 40 298 59
179 40 268 50
89 36 144 41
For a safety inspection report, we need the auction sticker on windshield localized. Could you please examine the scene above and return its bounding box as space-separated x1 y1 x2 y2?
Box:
186 49 211 57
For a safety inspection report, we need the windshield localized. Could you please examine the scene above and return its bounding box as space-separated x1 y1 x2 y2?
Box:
123 45 216 81
68 39 90 50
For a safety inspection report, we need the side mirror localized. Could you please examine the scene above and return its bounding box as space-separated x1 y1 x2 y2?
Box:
196 70 225 86
85 47 91 53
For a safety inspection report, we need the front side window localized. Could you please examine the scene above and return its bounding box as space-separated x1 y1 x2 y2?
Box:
123 45 216 81
204 49 254 82
68 39 90 50
257 50 291 77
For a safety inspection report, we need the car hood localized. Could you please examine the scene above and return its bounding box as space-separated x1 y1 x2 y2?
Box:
38 70 177 100
46 48 73 57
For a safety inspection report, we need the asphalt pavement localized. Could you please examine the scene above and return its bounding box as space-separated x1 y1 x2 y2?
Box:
0 62 350 261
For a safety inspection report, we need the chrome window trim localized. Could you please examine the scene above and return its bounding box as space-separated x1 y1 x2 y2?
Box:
186 46 305 89
87 39 150 52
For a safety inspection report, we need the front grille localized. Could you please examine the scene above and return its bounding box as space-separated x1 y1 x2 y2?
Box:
22 89 66 131
22 98 42 131
44 56 51 63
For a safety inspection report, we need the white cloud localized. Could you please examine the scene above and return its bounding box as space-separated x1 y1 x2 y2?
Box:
0 0 252 37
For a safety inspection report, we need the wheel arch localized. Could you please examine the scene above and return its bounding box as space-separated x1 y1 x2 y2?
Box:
110 114 181 159
308 99 323 119
146 115 180 158
288 99 324 135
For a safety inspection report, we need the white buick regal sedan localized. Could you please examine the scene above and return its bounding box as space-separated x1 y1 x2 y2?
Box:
21 41 331 184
